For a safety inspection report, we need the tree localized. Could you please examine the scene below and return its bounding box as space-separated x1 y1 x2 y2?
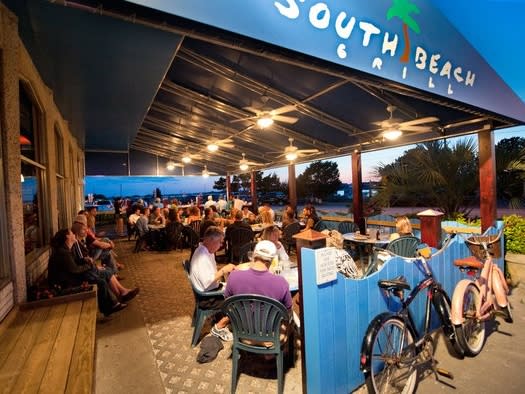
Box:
496 137 525 207
213 177 227 192
259 172 282 192
296 160 342 199
373 139 479 218
387 0 421 63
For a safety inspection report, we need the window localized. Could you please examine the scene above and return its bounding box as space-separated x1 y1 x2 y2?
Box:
20 82 46 256
55 126 67 229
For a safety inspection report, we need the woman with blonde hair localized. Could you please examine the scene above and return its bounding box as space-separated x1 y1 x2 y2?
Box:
389 216 413 241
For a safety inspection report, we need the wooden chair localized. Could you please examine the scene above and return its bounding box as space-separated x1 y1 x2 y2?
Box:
222 294 294 394
182 260 224 347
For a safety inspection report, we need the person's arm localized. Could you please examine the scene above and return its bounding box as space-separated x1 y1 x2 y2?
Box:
214 263 236 283
58 248 93 274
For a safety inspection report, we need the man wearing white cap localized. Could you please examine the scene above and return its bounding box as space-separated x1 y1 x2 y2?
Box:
203 195 216 209
224 240 292 310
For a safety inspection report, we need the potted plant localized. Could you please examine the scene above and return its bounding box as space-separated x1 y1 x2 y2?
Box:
503 214 525 286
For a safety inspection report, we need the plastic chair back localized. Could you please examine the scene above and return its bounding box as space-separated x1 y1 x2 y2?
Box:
182 260 224 347
281 222 301 254
386 236 420 257
227 227 254 262
313 220 327 231
222 294 291 393
338 221 357 234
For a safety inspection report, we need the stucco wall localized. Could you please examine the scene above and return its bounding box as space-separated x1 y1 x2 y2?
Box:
0 4 84 317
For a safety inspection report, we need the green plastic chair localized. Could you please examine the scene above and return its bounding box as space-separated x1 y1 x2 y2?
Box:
182 260 224 347
386 235 421 257
222 294 293 394
337 221 357 234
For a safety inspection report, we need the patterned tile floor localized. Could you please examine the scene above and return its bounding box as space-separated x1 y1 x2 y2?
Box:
98 234 303 393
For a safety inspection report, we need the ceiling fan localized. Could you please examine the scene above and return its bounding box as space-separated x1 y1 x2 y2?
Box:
231 95 299 128
181 148 202 164
238 153 261 171
166 160 184 171
277 137 319 161
207 130 235 152
201 164 218 178
373 105 439 140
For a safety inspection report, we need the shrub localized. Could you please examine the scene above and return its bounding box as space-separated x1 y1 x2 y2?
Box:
503 215 525 254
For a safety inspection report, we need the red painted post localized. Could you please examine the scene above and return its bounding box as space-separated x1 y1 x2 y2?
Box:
417 209 444 248
478 130 497 231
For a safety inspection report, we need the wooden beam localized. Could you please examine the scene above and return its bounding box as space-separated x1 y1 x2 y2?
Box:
352 151 364 233
478 130 497 231
288 163 297 211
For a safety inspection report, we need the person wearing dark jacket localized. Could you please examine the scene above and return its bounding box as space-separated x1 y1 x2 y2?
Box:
48 228 127 317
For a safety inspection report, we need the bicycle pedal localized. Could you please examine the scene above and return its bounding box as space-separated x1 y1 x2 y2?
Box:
436 368 454 380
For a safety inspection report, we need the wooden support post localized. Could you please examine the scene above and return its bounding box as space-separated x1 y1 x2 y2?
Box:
479 130 497 231
226 175 231 200
250 171 258 212
352 151 364 234
288 163 297 211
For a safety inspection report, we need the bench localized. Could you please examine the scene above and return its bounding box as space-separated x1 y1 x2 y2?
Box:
0 287 97 393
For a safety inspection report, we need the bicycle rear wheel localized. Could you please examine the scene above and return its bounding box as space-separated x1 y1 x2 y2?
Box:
456 283 486 356
365 317 417 394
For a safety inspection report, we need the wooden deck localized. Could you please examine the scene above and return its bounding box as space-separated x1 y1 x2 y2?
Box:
0 289 97 394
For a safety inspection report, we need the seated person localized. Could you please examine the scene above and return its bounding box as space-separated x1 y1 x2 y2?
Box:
390 216 413 241
225 210 254 259
190 226 236 341
200 207 217 239
224 240 292 314
48 228 128 317
149 207 166 225
258 210 274 227
301 205 319 232
260 225 289 262
73 215 120 274
186 206 202 224
281 205 297 227
241 206 256 224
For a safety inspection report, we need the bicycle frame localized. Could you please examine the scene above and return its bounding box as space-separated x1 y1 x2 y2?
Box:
451 252 509 324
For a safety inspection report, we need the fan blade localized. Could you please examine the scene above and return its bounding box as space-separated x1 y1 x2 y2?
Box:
271 104 297 115
298 149 319 154
400 116 439 127
400 125 433 132
230 115 258 123
273 115 299 124
243 106 262 114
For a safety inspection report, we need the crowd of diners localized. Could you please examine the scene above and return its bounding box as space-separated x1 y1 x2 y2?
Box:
123 194 321 253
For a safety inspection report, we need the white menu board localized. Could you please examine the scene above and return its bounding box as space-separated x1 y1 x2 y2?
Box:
315 247 337 285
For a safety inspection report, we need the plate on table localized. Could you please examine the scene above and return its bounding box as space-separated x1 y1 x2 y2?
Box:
353 233 370 240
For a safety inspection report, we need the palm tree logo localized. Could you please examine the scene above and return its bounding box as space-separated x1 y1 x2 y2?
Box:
387 0 421 63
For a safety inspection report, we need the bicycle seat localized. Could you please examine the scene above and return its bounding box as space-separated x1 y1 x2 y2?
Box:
378 276 411 291
454 256 483 270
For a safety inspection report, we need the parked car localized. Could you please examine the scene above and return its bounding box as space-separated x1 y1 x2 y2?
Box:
258 192 288 206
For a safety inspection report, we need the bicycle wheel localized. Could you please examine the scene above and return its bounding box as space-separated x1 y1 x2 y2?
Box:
456 283 486 357
365 317 417 394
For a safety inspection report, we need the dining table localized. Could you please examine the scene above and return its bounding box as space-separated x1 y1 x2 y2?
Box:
342 231 390 267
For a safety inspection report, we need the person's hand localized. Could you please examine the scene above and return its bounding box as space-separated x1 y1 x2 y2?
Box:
222 263 236 274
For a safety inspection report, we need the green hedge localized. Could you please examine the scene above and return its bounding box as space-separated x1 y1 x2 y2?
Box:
504 215 525 254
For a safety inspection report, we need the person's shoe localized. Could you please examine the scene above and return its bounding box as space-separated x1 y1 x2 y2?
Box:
211 324 233 341
121 287 140 302
104 302 127 317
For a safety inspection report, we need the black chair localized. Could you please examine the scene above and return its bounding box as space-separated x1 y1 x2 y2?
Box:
182 260 224 347
281 222 301 254
126 220 139 241
182 226 200 258
222 294 294 394
165 221 184 251
226 227 254 263
238 241 256 263
189 220 201 237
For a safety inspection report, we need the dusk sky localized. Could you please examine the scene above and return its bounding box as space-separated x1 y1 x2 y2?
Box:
86 0 525 198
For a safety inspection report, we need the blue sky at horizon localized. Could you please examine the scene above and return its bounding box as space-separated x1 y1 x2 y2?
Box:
85 1 525 198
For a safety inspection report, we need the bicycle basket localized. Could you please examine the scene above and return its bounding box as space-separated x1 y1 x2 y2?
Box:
466 235 501 259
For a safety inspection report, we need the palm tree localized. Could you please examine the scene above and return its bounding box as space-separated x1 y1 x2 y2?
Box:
387 0 421 63
373 139 479 218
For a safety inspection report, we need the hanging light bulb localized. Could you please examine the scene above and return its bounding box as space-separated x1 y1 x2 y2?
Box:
182 154 192 164
256 114 274 129
285 151 298 161
239 162 249 171
382 129 402 141
166 160 176 171
20 174 25 182
207 142 219 152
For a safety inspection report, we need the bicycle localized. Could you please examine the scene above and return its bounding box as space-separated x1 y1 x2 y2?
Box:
360 240 463 393
450 227 513 357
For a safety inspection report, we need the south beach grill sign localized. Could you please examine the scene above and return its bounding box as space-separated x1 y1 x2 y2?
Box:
274 0 475 97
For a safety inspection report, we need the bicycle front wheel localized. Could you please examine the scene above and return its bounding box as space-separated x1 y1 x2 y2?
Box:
365 317 417 394
456 283 486 356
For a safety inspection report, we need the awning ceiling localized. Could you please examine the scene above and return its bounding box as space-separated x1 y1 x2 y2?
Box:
6 0 525 176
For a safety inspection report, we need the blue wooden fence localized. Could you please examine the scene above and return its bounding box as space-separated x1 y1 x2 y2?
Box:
301 223 503 393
